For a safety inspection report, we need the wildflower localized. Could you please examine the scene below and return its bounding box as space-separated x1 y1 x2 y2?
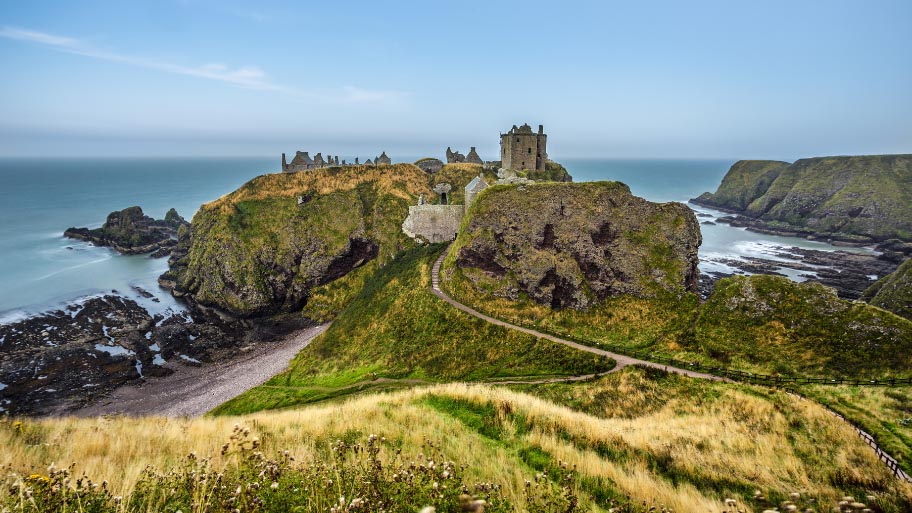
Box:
419 507 435 513
270 481 279 490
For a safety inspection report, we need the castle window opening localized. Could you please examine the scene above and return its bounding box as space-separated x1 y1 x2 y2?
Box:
441 192 448 205
528 147 532 154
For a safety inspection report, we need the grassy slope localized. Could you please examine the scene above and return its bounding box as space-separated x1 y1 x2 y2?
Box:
864 258 912 321
801 385 912 476
693 160 789 210
443 244 912 378
213 245 614 415
694 275 912 377
5 370 910 512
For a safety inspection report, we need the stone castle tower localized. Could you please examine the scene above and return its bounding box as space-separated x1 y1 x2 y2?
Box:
500 123 547 171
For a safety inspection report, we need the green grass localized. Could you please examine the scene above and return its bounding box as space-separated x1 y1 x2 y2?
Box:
212 245 615 415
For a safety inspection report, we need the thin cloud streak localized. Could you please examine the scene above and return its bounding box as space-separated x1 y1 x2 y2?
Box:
0 26 404 103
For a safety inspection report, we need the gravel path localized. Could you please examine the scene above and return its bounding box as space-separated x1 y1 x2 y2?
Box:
73 323 329 417
430 250 730 383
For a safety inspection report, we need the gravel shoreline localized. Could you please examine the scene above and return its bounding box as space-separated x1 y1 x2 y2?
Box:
68 323 329 417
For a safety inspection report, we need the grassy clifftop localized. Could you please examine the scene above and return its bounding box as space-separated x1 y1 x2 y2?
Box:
693 155 912 242
169 165 433 317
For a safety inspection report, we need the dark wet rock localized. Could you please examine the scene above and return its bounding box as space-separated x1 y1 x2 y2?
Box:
699 244 901 300
64 206 189 256
701 221 716 226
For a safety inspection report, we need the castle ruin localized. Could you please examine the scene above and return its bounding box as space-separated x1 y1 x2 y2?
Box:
282 150 392 172
500 123 547 171
445 147 484 165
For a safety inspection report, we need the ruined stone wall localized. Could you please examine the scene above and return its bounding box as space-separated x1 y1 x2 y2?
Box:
401 204 465 243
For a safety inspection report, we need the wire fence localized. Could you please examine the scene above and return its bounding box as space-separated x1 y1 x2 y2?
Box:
495 315 912 388
787 391 912 483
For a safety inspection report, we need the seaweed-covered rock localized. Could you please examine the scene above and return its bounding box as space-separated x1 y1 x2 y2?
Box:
863 258 912 321
448 181 700 309
64 206 188 255
692 155 912 242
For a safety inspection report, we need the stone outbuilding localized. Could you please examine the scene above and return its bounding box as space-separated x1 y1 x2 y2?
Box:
376 151 392 165
464 174 489 208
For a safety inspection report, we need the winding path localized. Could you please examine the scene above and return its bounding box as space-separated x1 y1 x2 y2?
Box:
431 246 912 483
429 250 730 382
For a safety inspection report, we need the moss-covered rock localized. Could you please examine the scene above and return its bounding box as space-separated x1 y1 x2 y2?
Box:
168 164 435 317
863 258 912 321
447 181 700 310
694 274 912 377
64 205 188 255
693 155 912 242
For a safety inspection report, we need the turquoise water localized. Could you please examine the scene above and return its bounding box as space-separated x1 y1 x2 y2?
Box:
0 158 271 320
0 157 873 321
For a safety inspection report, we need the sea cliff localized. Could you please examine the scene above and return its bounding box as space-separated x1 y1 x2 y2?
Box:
692 154 912 243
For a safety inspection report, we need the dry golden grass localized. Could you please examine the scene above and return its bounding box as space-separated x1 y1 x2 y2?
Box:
3 375 909 512
203 164 433 215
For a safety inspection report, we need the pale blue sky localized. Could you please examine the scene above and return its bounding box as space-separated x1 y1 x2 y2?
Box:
1 0 910 159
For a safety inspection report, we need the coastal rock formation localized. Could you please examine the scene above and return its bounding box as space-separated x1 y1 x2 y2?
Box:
0 296 153 415
449 181 701 309
863 258 912 321
692 155 912 243
64 206 188 256
695 274 912 376
165 164 434 317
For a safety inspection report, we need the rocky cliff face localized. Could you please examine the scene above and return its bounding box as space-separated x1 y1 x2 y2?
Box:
448 181 700 310
65 206 188 255
692 155 912 243
165 165 434 317
863 258 912 321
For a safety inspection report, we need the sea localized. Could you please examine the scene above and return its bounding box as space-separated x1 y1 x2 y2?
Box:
0 157 875 323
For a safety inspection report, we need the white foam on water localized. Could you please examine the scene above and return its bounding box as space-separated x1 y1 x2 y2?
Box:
93 343 134 357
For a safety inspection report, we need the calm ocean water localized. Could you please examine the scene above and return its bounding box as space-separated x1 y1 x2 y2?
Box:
0 157 872 321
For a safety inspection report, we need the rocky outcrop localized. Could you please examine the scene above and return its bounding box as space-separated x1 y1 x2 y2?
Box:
863 258 912 321
65 206 189 256
449 181 700 309
695 274 912 376
692 155 912 243
164 164 434 317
